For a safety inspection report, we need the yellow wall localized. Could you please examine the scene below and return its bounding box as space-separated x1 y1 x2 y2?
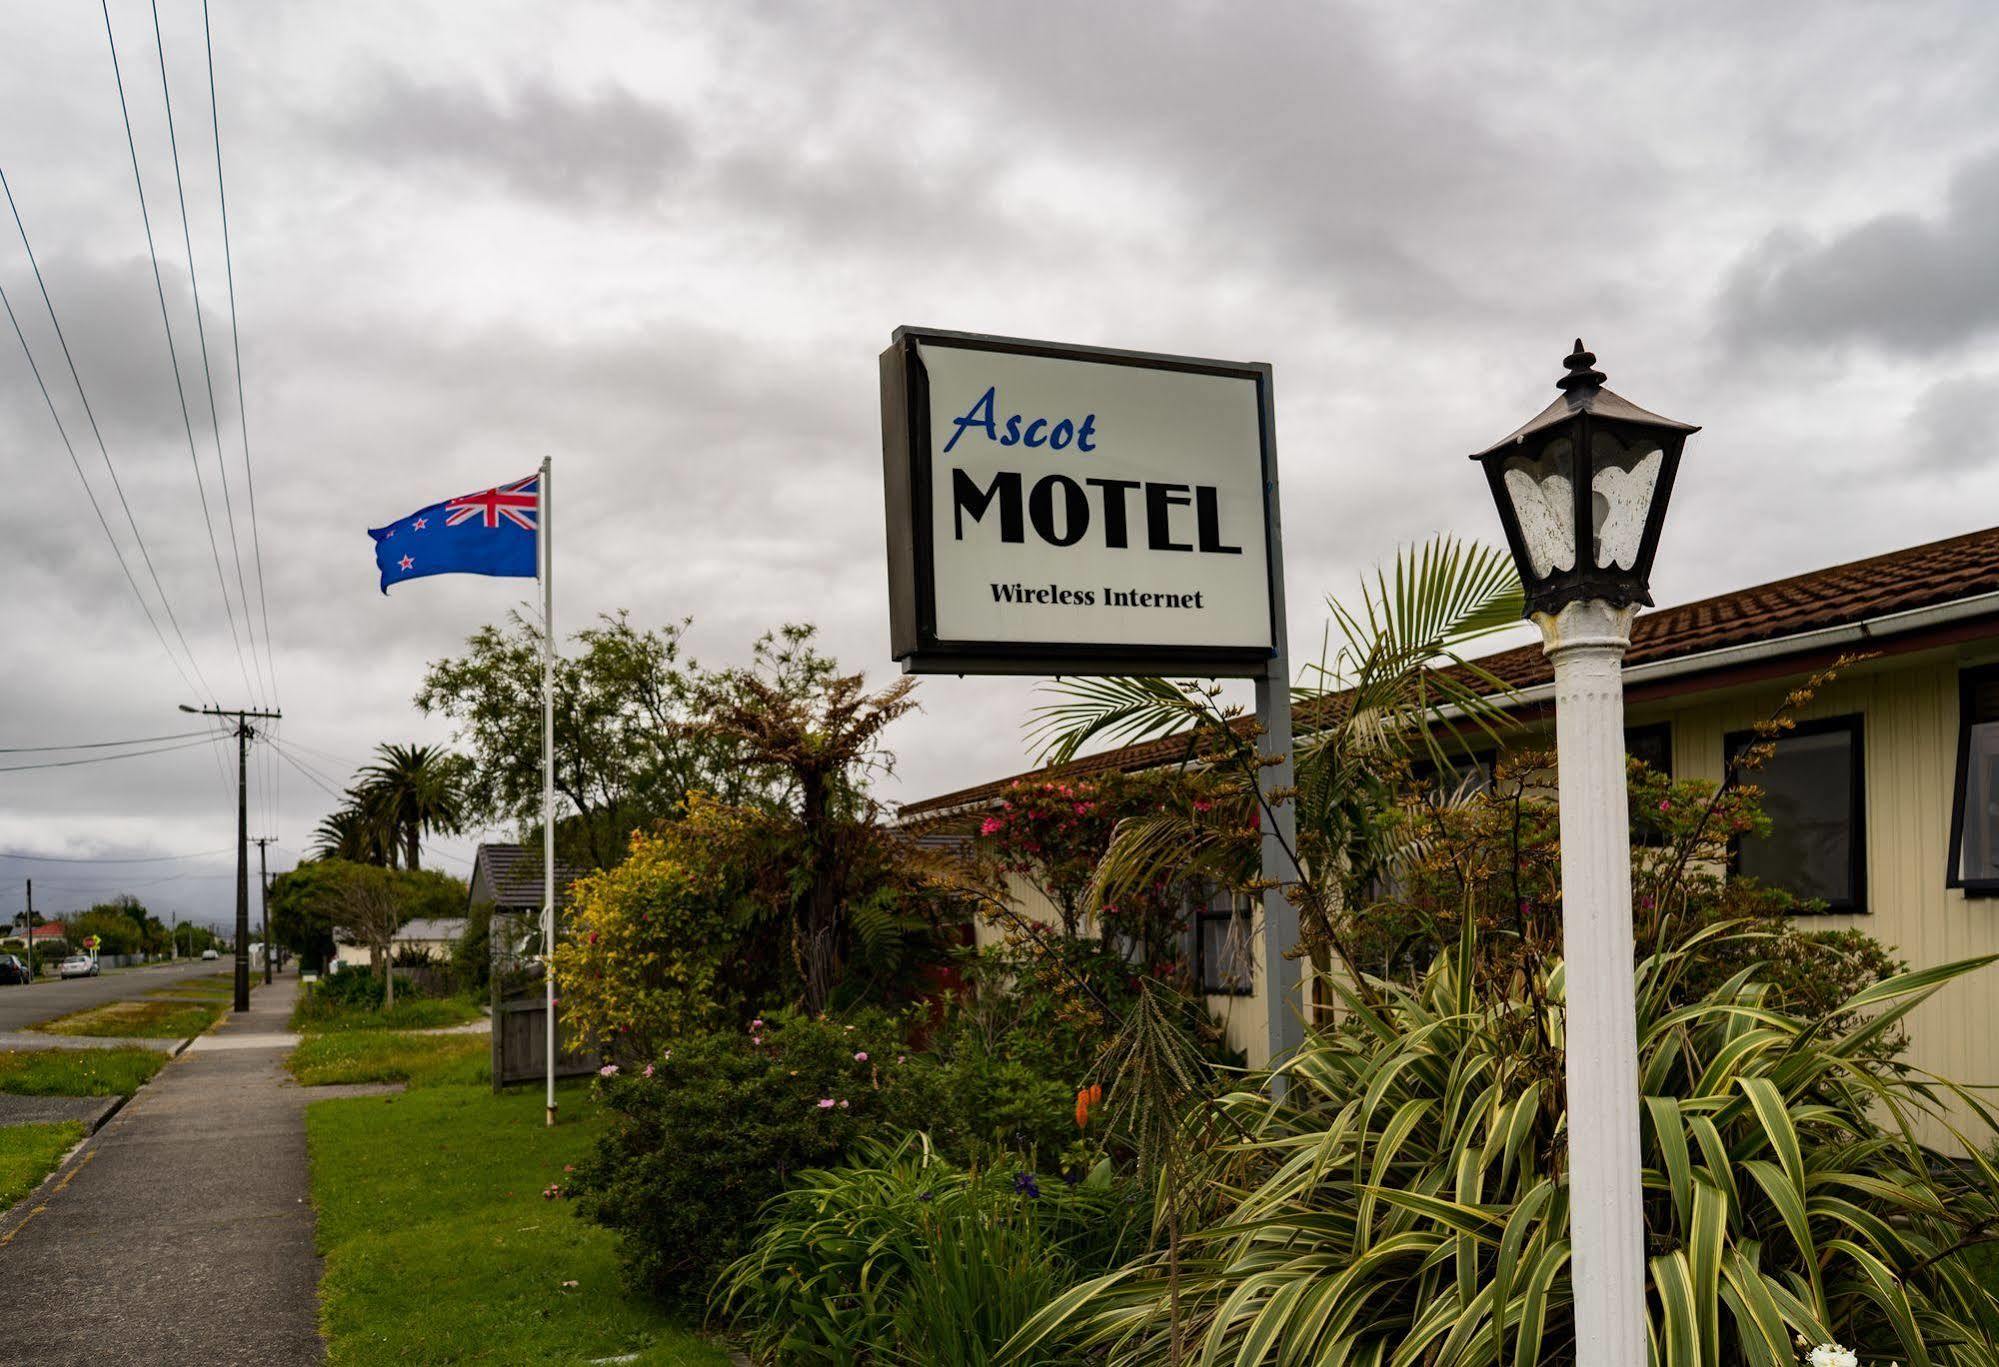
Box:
1628 645 1999 1149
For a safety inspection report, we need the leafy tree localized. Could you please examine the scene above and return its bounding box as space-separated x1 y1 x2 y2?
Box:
70 897 150 957
267 859 465 990
416 611 766 868
698 627 924 1015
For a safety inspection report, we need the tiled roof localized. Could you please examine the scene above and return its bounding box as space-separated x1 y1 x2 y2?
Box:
900 524 1999 818
468 844 591 911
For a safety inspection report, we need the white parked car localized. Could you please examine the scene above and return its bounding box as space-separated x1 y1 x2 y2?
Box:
200 948 219 960
58 955 99 979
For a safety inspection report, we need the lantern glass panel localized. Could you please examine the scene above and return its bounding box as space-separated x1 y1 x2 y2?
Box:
1501 437 1577 579
1589 429 1664 571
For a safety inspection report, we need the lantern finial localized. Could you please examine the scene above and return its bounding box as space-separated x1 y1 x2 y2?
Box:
1557 339 1606 393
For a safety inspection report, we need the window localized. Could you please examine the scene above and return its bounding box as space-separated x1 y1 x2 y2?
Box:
1627 722 1673 846
1724 715 1864 913
1948 667 1999 893
1626 723 1673 777
1195 892 1255 995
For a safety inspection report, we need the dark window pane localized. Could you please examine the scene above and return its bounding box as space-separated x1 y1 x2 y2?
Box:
1198 903 1253 994
1736 726 1858 906
1626 724 1672 776
1957 720 1999 882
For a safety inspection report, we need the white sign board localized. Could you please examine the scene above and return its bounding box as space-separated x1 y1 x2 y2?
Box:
881 329 1279 676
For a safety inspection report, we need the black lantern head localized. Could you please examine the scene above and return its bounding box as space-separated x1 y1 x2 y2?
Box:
1470 341 1698 619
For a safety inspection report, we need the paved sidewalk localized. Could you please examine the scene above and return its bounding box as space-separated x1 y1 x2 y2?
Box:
0 973 342 1365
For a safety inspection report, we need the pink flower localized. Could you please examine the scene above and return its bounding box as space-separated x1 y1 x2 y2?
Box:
750 1018 765 1031
897 1055 906 1064
854 1051 868 1062
642 1064 655 1078
838 1099 849 1109
816 1098 837 1109
751 1035 763 1046
979 817 1002 836
1657 799 1671 812
598 1064 619 1078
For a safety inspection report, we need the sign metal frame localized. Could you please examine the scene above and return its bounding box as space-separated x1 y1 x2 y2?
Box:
880 326 1282 678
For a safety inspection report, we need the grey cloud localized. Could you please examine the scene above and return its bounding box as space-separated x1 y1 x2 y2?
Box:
1718 148 1999 355
330 76 695 209
1910 373 1999 472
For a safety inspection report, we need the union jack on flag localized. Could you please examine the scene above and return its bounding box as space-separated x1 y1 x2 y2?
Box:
368 473 540 593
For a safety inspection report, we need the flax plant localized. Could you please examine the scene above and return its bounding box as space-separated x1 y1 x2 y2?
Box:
1003 914 1999 1364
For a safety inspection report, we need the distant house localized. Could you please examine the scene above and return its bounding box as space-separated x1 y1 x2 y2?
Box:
332 917 467 970
467 844 589 918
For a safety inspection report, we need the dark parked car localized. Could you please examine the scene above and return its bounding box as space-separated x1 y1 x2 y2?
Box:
0 953 31 985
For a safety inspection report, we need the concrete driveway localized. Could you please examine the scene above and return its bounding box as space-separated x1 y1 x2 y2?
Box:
0 959 236 1033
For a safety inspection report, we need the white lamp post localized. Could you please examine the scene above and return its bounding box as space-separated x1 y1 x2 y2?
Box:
1470 341 1699 1363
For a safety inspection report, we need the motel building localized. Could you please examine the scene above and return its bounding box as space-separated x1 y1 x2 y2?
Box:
901 522 1999 1151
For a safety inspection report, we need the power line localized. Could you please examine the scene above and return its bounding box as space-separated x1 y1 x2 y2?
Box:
0 735 218 773
1 281 205 704
100 0 256 705
0 728 212 754
0 847 231 863
201 0 275 715
147 0 268 709
0 169 215 705
266 738 347 802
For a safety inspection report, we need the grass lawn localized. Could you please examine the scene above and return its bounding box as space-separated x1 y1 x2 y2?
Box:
0 1048 166 1097
292 994 486 1034
31 998 222 1040
288 1031 489 1089
148 975 248 1000
308 1082 727 1365
0 1121 84 1209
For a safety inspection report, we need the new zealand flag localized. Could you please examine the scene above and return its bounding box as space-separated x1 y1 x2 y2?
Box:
369 474 539 593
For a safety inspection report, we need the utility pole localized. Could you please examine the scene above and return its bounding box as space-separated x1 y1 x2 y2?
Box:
181 704 281 1012
23 878 34 979
252 838 275 984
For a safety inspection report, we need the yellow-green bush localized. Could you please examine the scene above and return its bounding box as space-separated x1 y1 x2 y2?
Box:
551 796 749 1058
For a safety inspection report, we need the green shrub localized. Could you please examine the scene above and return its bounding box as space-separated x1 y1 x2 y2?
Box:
453 903 492 996
718 1137 1146 1364
569 1009 956 1306
1009 922 1999 1364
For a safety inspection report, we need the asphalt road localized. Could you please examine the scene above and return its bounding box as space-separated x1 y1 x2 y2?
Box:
0 958 235 1033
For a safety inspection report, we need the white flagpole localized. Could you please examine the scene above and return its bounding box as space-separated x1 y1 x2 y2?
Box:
541 455 557 1127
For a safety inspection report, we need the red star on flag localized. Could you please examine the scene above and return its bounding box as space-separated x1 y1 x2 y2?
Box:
399 555 414 571
413 517 427 530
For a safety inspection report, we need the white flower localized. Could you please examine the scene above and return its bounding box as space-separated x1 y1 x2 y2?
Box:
1806 1344 1858 1367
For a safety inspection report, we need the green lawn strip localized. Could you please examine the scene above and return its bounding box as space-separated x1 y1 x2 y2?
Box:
308 1083 726 1366
148 976 250 1000
30 998 223 1040
288 1031 490 1089
0 1121 85 1209
291 995 485 1034
0 1048 165 1097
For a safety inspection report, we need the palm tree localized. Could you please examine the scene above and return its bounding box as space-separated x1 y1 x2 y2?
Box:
310 805 392 865
355 744 467 871
1029 535 1525 989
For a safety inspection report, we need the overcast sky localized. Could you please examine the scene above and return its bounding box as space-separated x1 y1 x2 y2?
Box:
3 1 1996 930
